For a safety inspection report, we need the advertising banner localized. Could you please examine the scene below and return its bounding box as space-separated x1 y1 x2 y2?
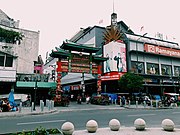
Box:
103 40 127 73
144 44 180 58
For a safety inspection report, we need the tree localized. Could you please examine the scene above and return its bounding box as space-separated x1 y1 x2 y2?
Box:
0 27 24 44
118 72 144 94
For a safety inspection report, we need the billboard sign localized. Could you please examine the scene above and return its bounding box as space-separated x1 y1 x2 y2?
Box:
144 44 180 58
103 40 127 73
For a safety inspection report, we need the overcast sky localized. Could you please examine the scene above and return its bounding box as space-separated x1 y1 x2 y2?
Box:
1 0 180 62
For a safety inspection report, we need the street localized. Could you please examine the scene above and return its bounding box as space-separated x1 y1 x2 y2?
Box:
0 102 180 134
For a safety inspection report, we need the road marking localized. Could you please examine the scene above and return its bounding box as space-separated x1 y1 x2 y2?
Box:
172 112 180 114
127 114 156 117
17 119 66 125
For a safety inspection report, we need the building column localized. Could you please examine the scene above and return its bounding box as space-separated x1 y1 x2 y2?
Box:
97 64 102 94
55 59 62 104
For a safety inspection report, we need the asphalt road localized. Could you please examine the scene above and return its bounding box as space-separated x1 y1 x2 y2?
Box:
1 103 180 134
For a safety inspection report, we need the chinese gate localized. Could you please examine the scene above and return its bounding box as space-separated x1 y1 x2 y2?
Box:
50 40 107 104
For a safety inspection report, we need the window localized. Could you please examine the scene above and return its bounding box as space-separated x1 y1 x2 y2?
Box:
161 64 172 75
5 55 13 67
131 61 144 74
174 66 180 76
0 56 4 66
0 54 13 67
147 63 159 75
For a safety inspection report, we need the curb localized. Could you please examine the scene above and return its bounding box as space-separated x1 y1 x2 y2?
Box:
0 109 58 118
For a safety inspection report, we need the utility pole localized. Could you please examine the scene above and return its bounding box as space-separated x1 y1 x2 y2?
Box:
136 33 148 74
81 72 85 98
33 75 37 111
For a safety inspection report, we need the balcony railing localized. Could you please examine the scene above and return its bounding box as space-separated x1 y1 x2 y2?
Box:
0 42 17 56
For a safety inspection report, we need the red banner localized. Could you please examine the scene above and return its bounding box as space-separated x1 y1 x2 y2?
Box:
101 72 125 81
144 44 180 58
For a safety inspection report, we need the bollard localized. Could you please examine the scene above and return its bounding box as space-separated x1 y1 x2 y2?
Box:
134 118 146 130
111 99 113 104
46 100 50 109
150 100 153 108
46 99 49 107
61 122 74 135
120 99 122 106
109 119 120 131
40 100 43 110
136 101 138 108
156 100 158 108
31 102 34 112
19 102 22 113
40 101 44 112
86 120 98 133
48 100 51 111
143 101 146 108
161 119 175 131
51 100 54 110
129 100 131 108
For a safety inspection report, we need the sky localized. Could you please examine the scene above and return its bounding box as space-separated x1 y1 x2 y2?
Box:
1 0 180 62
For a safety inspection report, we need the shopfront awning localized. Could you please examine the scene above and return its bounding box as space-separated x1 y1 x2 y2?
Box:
16 81 56 88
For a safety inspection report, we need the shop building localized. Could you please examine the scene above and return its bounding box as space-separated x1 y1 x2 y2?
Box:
0 9 40 94
67 12 180 96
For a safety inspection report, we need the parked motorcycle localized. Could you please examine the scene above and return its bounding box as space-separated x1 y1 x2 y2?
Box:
77 95 82 104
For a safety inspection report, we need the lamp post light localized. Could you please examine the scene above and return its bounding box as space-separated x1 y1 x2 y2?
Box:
81 72 85 98
33 80 37 111
136 33 148 73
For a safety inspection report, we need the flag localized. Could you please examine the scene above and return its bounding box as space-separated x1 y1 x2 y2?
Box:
140 26 144 31
166 35 168 40
99 19 103 24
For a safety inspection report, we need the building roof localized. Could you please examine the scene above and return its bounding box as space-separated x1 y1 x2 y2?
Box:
126 33 179 49
69 21 133 43
50 48 70 58
61 40 100 53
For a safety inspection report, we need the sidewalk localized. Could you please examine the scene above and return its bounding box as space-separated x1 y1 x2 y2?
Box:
0 102 177 118
74 127 180 135
0 106 57 118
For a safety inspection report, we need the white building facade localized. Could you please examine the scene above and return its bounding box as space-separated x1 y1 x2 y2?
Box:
0 9 39 94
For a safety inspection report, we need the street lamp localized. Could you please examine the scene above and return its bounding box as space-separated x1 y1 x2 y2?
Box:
136 33 148 73
33 79 37 111
81 72 85 98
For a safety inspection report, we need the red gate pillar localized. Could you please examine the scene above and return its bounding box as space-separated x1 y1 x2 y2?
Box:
97 65 102 94
55 60 62 103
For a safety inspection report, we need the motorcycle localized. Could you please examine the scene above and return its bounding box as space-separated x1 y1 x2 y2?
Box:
86 96 90 104
77 95 82 104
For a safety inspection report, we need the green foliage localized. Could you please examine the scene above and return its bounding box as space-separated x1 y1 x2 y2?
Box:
118 72 144 93
8 126 62 135
0 27 24 44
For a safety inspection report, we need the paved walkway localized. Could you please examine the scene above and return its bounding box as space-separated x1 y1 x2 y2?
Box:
74 127 180 135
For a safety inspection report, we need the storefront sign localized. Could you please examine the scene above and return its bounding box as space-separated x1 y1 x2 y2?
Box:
101 71 125 81
144 44 180 57
71 85 81 90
